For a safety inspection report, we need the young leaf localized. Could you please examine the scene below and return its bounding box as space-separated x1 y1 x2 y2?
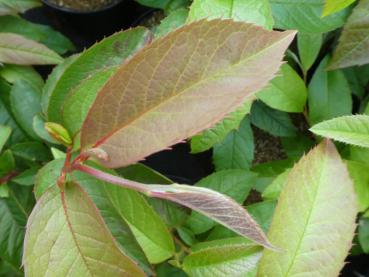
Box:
81 20 295 168
213 116 254 171
329 0 369 69
347 160 369 212
183 241 262 277
0 15 74 54
297 33 323 72
187 0 274 29
308 56 352 125
269 0 350 33
0 0 40 15
23 182 146 277
186 170 257 234
154 8 189 38
257 141 357 276
0 33 63 65
0 125 11 152
256 64 307 113
323 0 356 17
310 115 369 148
45 27 152 123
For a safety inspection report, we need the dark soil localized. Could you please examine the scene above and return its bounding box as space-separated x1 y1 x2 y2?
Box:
47 0 119 11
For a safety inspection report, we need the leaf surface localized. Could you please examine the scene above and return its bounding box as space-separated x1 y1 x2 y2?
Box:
329 0 369 69
82 20 295 168
310 115 369 148
0 33 63 65
187 0 274 29
257 141 357 277
297 33 322 72
0 125 11 152
0 0 40 15
323 0 356 16
23 182 146 277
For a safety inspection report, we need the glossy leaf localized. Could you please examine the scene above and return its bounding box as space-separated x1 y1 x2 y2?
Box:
0 0 40 15
213 116 254 171
23 182 146 277
154 8 189 38
257 141 357 276
329 0 369 69
82 20 295 168
0 64 44 90
186 170 257 234
311 115 369 147
0 125 11 153
308 56 352 125
297 33 323 72
191 99 252 153
0 15 74 54
45 27 152 122
269 0 350 33
187 0 274 29
347 160 369 212
10 141 51 162
183 239 262 277
323 0 356 16
0 33 63 65
257 64 307 113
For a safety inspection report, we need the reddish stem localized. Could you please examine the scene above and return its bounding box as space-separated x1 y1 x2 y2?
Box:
0 171 18 185
72 163 151 195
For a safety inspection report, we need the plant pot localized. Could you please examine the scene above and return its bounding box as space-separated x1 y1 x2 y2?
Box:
41 0 125 14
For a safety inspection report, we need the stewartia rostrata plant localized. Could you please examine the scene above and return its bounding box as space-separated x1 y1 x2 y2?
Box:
23 19 296 275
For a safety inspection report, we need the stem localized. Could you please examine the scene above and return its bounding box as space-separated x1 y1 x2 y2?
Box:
0 171 18 185
72 164 151 195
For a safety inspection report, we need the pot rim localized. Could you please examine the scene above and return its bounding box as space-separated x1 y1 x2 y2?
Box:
41 0 125 14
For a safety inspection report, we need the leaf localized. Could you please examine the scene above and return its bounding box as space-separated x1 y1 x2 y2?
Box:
81 20 295 169
256 64 307 113
250 101 297 137
191 99 252 153
323 0 356 17
147 183 273 248
359 217 369 253
329 0 369 69
10 141 51 162
45 27 152 123
183 239 262 277
186 170 257 234
297 33 323 72
135 0 171 9
10 80 41 140
187 0 274 29
23 182 146 277
35 160 175 265
213 116 254 171
0 64 44 90
32 115 58 144
0 0 40 15
0 125 11 153
0 33 63 65
154 8 189 38
12 167 38 186
262 169 290 200
310 115 369 147
308 56 352 125
347 160 369 212
0 185 34 268
0 15 74 54
257 141 357 277
269 0 350 33
343 64 369 98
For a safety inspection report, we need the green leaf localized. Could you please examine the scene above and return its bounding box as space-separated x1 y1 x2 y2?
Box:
323 0 356 16
0 150 15 174
256 64 307 113
135 0 171 9
281 135 315 161
191 99 252 153
359 217 369 253
257 141 357 276
329 0 369 69
187 0 274 29
0 125 11 153
0 64 44 90
81 20 295 169
250 101 297 137
44 122 72 146
269 0 350 33
45 27 152 123
343 64 369 99
186 170 257 234
183 240 262 277
308 56 352 125
10 141 51 162
262 169 290 200
0 0 40 15
0 33 63 65
213 116 254 171
347 160 369 212
297 33 323 72
310 115 369 147
0 15 74 54
12 167 38 186
0 185 34 268
10 80 41 140
32 115 58 144
154 8 189 38
23 182 146 277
